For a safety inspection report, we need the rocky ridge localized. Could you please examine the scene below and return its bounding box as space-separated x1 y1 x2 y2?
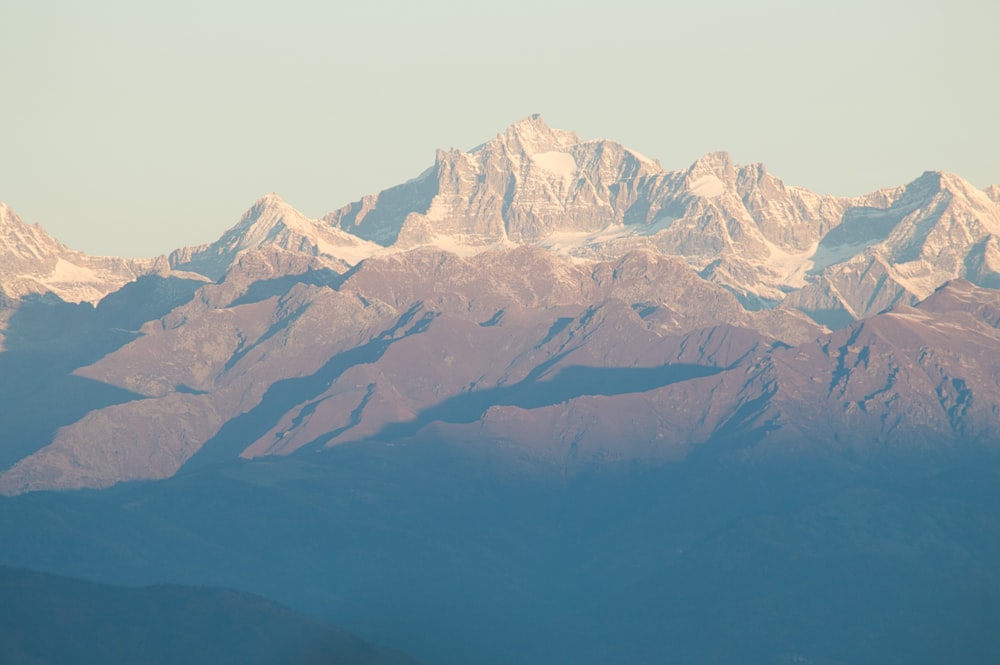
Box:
0 202 163 306
0 116 998 493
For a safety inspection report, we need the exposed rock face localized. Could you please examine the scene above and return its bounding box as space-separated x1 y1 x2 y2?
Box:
751 279 1000 452
985 183 1000 204
0 202 162 305
322 115 1000 314
169 193 382 281
324 114 664 249
786 171 1000 325
1 117 999 493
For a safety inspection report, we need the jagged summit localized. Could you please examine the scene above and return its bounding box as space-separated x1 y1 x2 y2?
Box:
207 193 308 247
893 170 995 208
315 118 1000 322
494 113 580 155
4 117 999 329
248 191 293 212
682 151 736 198
782 166 1000 327
0 201 160 304
1 201 61 259
236 192 309 233
0 201 19 225
2 118 1000 495
325 117 671 250
687 150 734 175
169 192 382 281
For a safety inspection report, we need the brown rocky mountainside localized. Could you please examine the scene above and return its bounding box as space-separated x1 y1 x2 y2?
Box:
1 117 999 493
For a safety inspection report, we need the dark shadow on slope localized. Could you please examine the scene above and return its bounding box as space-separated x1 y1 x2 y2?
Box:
225 266 375 371
332 168 439 246
0 368 143 469
801 305 856 331
711 389 780 449
298 384 378 452
537 317 574 346
630 303 658 319
182 339 393 472
181 305 437 472
0 276 204 469
223 304 310 373
814 205 909 259
2 275 205 361
372 363 722 442
93 275 206 333
227 268 347 308
478 310 504 327
965 237 1000 289
697 262 780 311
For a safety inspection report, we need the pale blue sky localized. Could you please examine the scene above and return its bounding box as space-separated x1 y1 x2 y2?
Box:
3 0 997 257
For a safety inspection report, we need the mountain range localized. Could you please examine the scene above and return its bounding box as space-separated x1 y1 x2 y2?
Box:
1 114 999 494
3 116 1000 665
0 565 419 665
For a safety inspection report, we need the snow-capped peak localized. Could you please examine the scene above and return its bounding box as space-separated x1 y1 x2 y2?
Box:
0 201 15 223
236 192 308 233
0 201 161 304
494 113 581 157
311 118 1000 325
170 193 382 280
250 191 292 211
687 151 736 181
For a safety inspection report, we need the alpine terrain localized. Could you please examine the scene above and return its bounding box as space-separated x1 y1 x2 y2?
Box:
1 116 998 665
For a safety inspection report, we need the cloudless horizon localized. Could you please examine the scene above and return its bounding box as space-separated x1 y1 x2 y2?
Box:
3 0 998 257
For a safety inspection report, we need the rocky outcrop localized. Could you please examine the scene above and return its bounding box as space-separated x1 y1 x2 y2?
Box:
0 202 163 305
2 118 1000 493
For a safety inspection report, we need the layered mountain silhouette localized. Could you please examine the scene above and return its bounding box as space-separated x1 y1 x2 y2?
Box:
1 115 999 493
0 565 419 665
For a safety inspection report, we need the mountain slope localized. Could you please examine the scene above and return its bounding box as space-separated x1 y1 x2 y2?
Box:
0 202 162 305
1 117 999 493
2 252 997 494
0 566 419 665
325 114 663 249
0 245 797 492
321 115 1000 316
787 171 1000 326
170 193 382 281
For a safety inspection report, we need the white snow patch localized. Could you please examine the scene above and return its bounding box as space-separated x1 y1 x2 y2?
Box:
809 241 876 273
531 151 577 177
689 175 726 198
543 228 627 254
414 234 515 258
637 216 679 237
50 259 101 283
539 218 680 260
312 234 382 265
761 240 815 288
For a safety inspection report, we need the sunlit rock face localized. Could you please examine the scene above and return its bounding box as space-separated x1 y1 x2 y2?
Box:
0 201 163 305
1 117 999 493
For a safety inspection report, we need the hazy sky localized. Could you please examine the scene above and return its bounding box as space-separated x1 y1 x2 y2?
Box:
3 0 998 257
